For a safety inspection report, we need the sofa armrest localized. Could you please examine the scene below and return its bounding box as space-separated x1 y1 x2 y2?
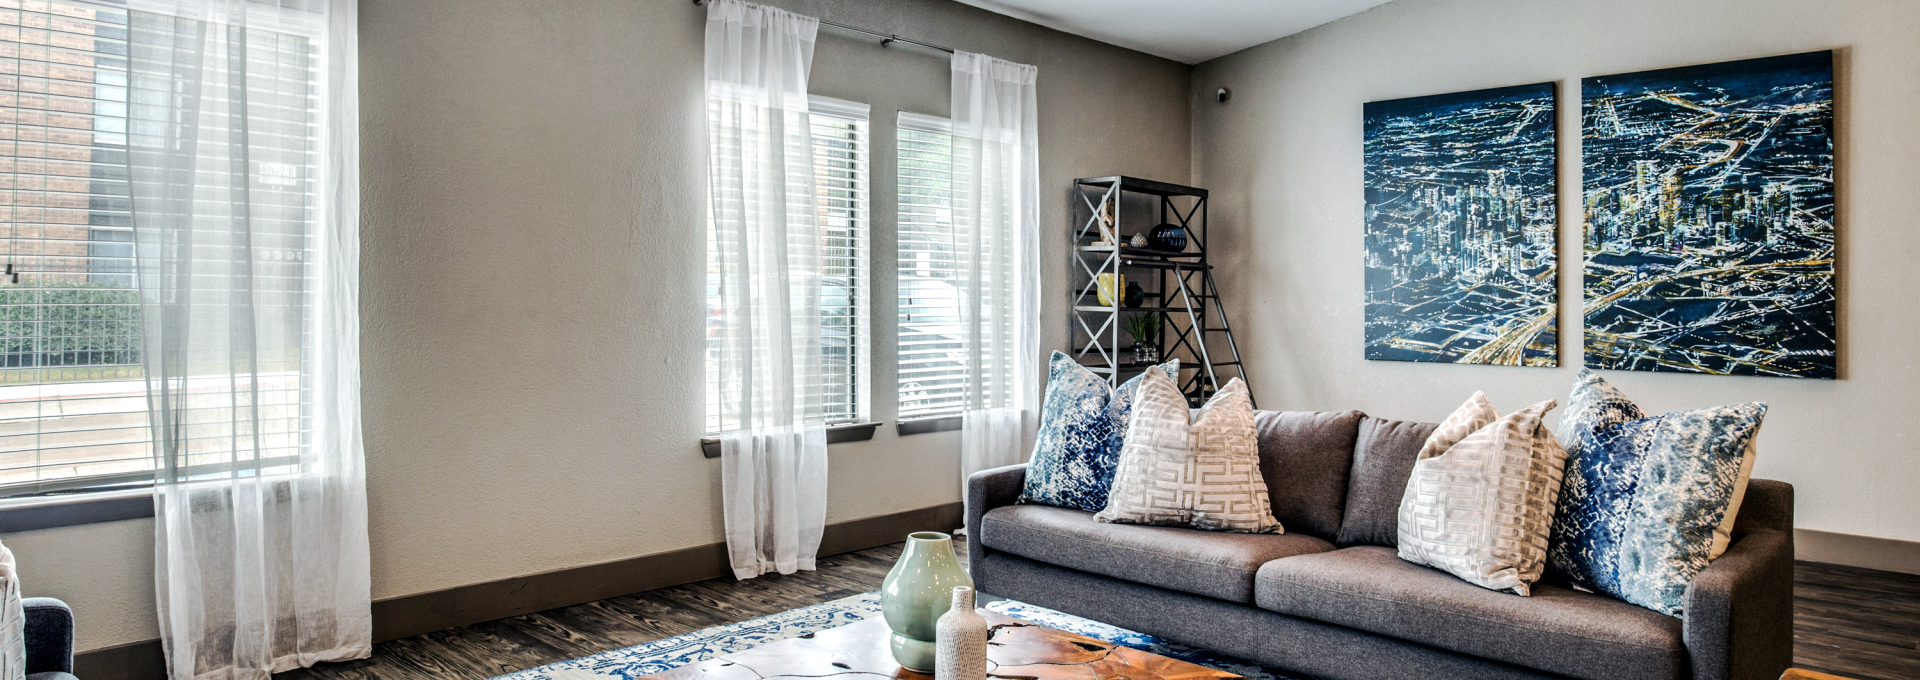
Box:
23 597 73 675
1683 528 1793 680
965 464 1027 573
1732 479 1794 536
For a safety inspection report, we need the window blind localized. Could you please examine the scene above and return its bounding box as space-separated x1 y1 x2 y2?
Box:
895 112 966 420
0 0 151 495
0 0 321 497
810 97 868 426
705 96 870 433
128 5 323 489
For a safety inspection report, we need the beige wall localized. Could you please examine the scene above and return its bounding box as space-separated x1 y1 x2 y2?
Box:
3 0 1190 653
1191 0 1920 544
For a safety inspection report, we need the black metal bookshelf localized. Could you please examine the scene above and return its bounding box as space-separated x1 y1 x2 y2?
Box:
1069 176 1251 407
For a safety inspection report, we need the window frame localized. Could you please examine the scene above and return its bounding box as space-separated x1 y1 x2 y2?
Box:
0 0 153 500
0 486 152 532
893 111 967 427
807 95 874 429
0 0 332 520
701 94 878 441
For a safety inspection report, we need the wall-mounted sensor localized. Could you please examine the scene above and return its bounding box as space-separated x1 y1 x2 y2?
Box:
1216 87 1231 103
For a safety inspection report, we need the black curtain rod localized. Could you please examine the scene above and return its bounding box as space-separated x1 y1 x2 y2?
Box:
691 0 957 54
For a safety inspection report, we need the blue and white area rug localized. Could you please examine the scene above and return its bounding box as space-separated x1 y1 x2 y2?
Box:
495 592 1297 680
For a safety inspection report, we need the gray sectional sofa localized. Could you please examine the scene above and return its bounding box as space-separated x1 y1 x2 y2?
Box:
966 410 1794 680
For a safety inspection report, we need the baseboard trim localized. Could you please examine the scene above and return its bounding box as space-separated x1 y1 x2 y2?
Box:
72 638 164 680
73 501 963 678
372 501 963 641
1796 528 1920 576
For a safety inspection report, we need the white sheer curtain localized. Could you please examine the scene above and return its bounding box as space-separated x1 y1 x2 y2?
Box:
951 52 1041 500
704 0 830 580
124 0 368 676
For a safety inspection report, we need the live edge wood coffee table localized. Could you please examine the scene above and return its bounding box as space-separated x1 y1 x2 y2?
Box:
645 610 1242 680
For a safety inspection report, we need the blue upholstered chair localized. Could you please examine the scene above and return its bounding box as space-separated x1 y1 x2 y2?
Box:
25 598 75 680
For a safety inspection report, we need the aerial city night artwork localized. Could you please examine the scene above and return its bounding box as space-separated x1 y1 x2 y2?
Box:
1582 51 1835 379
1363 83 1559 366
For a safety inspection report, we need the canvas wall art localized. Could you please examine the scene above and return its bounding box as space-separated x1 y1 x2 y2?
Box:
1581 51 1835 379
1363 83 1559 366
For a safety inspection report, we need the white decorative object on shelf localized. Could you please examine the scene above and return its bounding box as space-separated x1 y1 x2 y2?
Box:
1130 233 1148 248
935 586 988 680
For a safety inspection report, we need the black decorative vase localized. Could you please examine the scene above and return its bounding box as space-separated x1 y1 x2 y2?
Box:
1123 282 1145 308
1147 224 1187 251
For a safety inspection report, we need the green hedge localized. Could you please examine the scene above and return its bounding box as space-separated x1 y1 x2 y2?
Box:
0 284 143 368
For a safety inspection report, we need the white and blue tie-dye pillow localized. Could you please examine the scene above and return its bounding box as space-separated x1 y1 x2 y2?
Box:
1548 370 1765 616
1021 352 1179 512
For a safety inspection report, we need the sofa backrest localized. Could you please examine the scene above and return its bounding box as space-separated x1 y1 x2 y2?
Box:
1335 416 1438 547
1733 478 1794 538
1246 410 1444 548
1248 404 1792 555
1251 410 1363 541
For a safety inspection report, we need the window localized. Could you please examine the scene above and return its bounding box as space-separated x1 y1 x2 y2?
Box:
895 112 964 420
810 97 869 427
704 96 870 433
0 0 147 496
0 0 321 497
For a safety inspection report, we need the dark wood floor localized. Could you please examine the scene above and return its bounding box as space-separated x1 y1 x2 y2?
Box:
1792 561 1920 680
279 544 913 680
279 540 1919 680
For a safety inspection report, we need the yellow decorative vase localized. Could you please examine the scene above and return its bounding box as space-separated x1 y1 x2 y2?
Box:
1096 273 1126 307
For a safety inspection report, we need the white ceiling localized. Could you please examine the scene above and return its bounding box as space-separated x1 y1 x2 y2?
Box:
952 0 1397 64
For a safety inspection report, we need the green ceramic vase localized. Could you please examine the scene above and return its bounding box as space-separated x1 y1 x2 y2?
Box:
880 531 974 672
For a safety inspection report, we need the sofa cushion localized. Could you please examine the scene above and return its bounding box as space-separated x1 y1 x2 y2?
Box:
1255 547 1685 680
1334 416 1436 547
979 504 1331 603
1252 410 1362 541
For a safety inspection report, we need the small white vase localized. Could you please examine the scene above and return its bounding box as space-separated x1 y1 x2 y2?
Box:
935 586 988 680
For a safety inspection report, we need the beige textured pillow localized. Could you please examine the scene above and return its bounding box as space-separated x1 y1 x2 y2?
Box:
1095 371 1279 533
1710 434 1759 560
1397 397 1567 595
0 539 20 679
1417 390 1499 460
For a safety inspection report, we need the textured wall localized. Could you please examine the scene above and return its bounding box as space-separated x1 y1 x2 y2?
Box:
1191 0 1920 543
2 518 154 653
3 0 1190 653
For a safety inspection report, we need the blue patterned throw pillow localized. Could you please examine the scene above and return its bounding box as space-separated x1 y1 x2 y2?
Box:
1021 351 1179 512
1548 370 1766 616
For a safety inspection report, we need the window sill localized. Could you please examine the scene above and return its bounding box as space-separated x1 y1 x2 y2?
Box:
0 487 155 533
701 422 882 458
897 415 962 436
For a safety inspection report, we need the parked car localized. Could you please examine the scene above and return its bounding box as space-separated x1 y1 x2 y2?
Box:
898 276 965 416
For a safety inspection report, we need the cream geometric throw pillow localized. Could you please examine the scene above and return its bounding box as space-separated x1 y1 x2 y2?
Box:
1095 371 1280 533
1397 395 1568 595
1416 390 1500 460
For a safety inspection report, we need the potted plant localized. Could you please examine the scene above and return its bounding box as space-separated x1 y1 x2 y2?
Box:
1123 313 1161 364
